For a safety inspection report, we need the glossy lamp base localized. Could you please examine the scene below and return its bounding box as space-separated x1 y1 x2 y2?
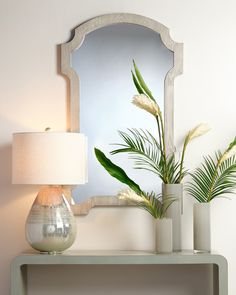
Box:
25 186 76 254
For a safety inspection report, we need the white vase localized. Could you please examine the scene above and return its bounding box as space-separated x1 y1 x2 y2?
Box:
162 183 183 251
156 218 173 253
193 202 211 252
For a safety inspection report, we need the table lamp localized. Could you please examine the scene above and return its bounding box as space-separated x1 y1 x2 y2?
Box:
12 132 87 254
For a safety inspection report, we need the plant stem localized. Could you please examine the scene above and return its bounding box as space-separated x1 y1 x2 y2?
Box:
156 117 162 152
159 112 168 183
178 135 189 183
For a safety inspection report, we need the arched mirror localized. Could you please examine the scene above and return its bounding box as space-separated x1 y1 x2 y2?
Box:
60 14 183 214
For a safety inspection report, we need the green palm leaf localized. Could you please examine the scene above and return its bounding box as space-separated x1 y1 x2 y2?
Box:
187 152 236 202
165 154 186 184
137 192 176 219
111 128 181 184
111 129 164 178
213 156 236 198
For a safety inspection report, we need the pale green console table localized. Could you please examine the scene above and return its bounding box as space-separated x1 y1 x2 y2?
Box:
11 251 228 295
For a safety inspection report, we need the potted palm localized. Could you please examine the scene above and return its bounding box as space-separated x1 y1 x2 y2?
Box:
94 148 175 253
187 137 236 252
95 61 210 251
118 189 174 253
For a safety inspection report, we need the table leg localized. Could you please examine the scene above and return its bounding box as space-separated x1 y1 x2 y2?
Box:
218 260 228 295
11 263 27 295
213 258 228 295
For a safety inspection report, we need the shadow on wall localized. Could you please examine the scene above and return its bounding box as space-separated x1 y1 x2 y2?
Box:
0 144 14 203
0 141 35 243
0 139 34 294
0 143 35 207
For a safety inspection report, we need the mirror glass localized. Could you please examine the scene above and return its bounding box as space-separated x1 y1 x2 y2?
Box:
71 23 173 203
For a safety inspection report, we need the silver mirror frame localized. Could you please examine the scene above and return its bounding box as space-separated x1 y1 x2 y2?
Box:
60 13 183 215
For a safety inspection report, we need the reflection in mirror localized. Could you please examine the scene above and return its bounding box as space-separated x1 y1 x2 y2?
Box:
71 23 173 203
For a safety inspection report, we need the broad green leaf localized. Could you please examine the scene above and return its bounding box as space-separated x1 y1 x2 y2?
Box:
131 71 143 94
133 60 155 101
94 148 142 194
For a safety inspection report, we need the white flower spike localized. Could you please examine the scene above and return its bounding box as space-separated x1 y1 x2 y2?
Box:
132 94 161 117
188 123 211 142
118 188 149 204
220 146 236 164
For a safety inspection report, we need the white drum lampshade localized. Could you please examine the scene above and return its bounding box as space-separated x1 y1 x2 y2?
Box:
12 132 87 185
12 132 88 254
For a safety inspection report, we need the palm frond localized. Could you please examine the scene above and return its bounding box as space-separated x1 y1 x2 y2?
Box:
187 151 236 202
111 128 182 184
138 192 176 219
165 154 185 184
111 128 163 177
212 155 236 199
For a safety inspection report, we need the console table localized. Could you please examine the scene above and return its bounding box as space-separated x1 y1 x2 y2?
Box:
11 251 228 295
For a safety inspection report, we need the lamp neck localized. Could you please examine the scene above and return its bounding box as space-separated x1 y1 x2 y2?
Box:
35 186 64 206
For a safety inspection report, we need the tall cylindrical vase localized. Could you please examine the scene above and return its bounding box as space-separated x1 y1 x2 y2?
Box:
162 183 183 251
193 202 211 252
156 218 173 253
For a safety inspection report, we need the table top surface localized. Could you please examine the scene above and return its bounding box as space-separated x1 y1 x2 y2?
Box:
12 250 227 266
18 249 219 256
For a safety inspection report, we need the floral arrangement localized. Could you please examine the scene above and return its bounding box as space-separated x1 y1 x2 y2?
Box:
187 137 236 202
95 61 210 218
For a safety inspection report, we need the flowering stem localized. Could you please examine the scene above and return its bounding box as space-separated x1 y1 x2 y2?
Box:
178 135 189 183
159 113 168 182
156 117 162 152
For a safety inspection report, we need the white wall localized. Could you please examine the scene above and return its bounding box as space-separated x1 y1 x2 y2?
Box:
1 0 236 294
